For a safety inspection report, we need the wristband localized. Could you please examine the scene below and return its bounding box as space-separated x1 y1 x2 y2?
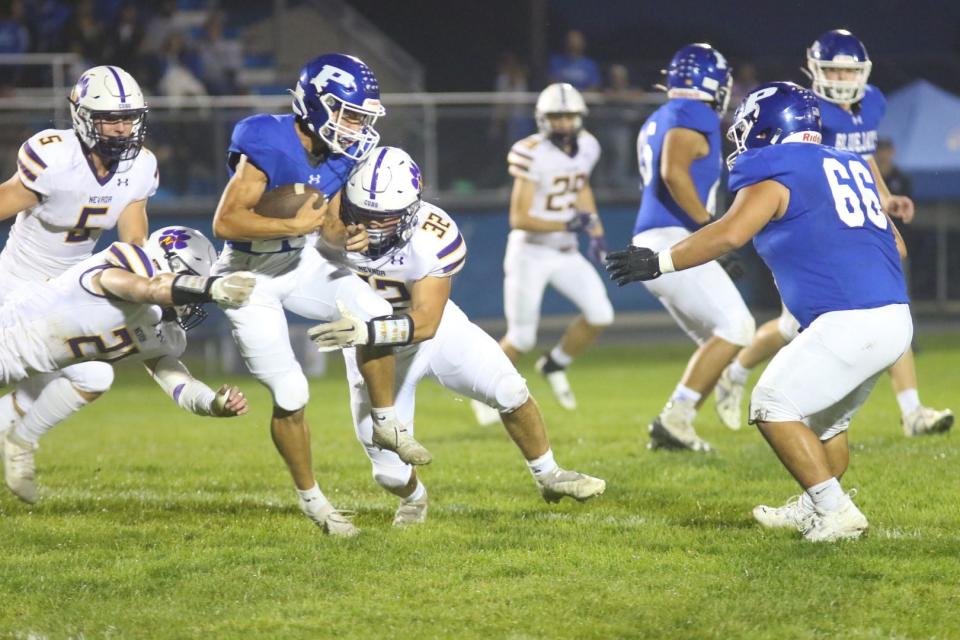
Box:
658 251 676 274
172 274 218 304
366 314 414 346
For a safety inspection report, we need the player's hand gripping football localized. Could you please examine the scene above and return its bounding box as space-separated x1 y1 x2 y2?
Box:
291 192 328 235
211 385 248 417
308 300 368 352
605 246 661 285
211 271 256 308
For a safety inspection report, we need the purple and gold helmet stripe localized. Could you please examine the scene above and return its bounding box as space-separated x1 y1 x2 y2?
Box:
107 66 128 102
368 146 389 199
436 233 464 260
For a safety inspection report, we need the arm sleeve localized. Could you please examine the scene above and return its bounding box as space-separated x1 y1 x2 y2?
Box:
228 115 279 183
146 355 219 417
103 241 155 277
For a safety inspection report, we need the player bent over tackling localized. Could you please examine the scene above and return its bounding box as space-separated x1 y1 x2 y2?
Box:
607 83 912 542
0 227 253 502
309 147 606 526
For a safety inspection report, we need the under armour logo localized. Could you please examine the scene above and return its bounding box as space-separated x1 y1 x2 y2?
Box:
389 255 404 265
310 65 357 93
117 178 129 187
307 174 321 184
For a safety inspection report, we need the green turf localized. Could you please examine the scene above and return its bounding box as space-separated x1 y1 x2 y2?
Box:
1 336 957 639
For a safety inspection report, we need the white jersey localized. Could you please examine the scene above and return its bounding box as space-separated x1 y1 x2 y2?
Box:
0 241 185 384
3 128 158 286
506 130 601 251
318 202 466 312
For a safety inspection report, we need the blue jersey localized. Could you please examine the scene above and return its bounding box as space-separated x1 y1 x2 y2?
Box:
633 99 721 235
818 84 886 156
228 113 328 188
729 143 907 328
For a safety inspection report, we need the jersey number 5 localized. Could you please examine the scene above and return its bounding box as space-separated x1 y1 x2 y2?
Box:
65 206 110 243
822 158 887 229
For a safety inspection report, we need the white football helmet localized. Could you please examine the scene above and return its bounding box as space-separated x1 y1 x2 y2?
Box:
69 65 147 164
145 227 218 329
342 146 423 258
535 83 588 145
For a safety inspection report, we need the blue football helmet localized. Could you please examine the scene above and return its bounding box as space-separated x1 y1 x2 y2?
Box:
341 146 423 258
290 53 386 161
805 29 872 105
664 43 732 114
726 81 822 169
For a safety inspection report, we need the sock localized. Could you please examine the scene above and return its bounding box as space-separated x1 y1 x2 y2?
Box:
14 378 89 445
371 406 397 424
526 449 558 479
728 360 751 385
798 491 815 513
806 477 846 512
896 389 921 417
403 480 427 503
549 345 573 368
296 483 327 506
669 384 702 405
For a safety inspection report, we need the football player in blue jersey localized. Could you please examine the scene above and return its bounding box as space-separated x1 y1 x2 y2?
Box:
628 43 755 452
608 82 913 542
714 30 952 438
211 53 428 537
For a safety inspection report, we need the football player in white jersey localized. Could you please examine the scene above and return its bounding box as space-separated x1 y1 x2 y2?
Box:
0 226 254 503
0 66 159 479
308 147 606 526
473 83 613 423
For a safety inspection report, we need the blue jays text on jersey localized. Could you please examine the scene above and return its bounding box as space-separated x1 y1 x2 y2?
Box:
633 99 722 235
729 142 908 329
817 84 886 156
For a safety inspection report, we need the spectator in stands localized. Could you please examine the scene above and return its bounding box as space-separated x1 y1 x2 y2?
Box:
105 3 145 81
198 11 243 95
157 31 206 98
600 63 644 188
876 138 912 199
548 29 602 91
488 51 533 150
22 0 70 53
0 0 29 96
64 0 105 75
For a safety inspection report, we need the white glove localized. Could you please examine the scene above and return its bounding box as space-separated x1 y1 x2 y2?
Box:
308 300 369 352
211 271 256 308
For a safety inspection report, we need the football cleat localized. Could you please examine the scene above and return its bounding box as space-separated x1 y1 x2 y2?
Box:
4 430 38 504
752 495 813 529
902 406 954 437
535 355 577 410
470 399 501 427
648 399 713 452
536 467 606 503
299 498 360 537
799 497 869 543
372 418 432 466
714 365 744 431
393 491 429 527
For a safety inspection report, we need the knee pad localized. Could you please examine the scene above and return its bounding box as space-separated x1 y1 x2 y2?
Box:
61 362 114 394
777 312 800 343
505 327 537 354
584 300 615 328
373 463 412 493
492 371 530 413
268 368 310 412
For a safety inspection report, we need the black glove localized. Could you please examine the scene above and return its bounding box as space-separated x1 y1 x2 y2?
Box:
604 246 661 286
716 252 744 281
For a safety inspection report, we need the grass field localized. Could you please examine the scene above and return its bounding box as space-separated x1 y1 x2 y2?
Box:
1 336 958 639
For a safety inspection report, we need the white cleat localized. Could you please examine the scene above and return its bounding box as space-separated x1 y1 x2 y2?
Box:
372 418 432 466
4 430 38 504
902 406 954 437
752 495 813 529
799 497 869 543
393 491 429 527
536 467 606 503
714 365 744 431
648 399 713 453
470 399 502 427
535 356 577 410
300 498 360 537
